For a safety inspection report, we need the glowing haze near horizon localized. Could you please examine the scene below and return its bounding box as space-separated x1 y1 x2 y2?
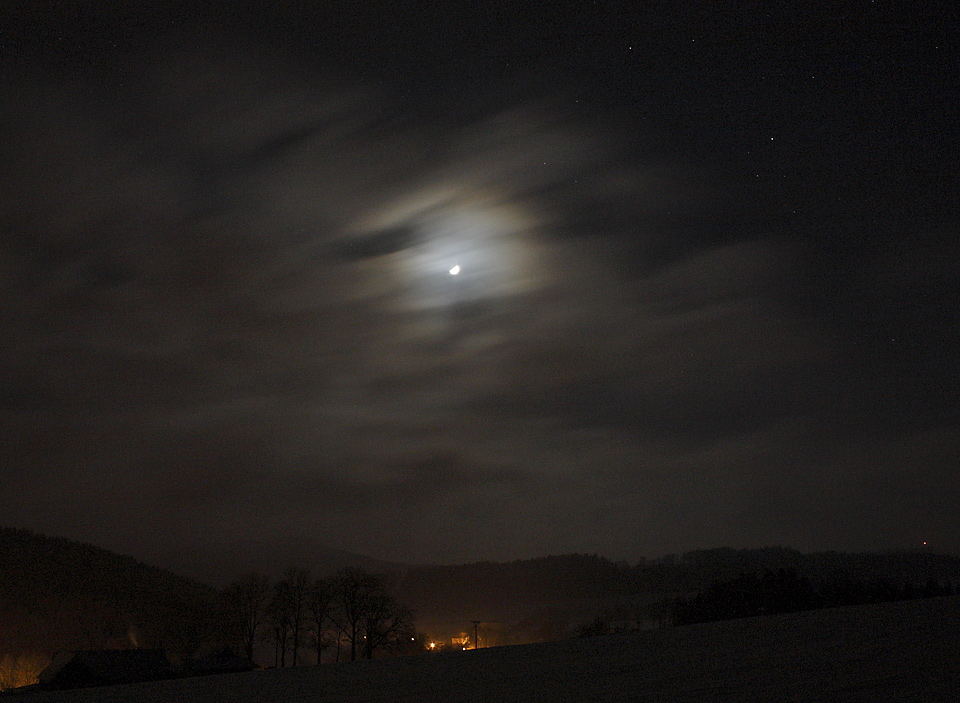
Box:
1 3 957 576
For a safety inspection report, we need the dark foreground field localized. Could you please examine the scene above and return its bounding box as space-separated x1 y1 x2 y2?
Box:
14 596 960 702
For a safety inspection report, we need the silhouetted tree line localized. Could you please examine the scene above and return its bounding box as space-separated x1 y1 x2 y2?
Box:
218 567 417 665
670 568 956 626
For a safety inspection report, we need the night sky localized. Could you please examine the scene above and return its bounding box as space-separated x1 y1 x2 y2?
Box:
2 3 958 575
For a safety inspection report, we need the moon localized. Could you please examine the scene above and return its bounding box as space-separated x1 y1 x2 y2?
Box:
449 264 460 275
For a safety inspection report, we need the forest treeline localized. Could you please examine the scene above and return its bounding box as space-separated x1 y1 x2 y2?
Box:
669 567 956 627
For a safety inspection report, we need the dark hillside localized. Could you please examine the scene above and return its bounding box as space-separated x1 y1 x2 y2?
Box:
0 527 217 660
148 535 403 588
675 546 960 589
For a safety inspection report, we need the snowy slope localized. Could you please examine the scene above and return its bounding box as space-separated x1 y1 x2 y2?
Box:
14 596 960 702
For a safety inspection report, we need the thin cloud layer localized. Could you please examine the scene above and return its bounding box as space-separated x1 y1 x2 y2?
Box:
1 4 957 570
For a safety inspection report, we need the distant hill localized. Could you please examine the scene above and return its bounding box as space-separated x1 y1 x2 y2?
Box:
144 535 404 588
393 548 960 645
0 527 217 660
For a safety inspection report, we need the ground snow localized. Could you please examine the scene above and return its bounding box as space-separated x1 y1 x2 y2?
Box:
14 596 960 702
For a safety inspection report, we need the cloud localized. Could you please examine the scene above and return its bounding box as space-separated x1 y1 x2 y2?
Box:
2 9 957 567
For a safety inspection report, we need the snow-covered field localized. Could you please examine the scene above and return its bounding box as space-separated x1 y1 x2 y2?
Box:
14 596 960 702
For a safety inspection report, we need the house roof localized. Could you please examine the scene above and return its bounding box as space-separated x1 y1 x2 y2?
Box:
38 650 177 689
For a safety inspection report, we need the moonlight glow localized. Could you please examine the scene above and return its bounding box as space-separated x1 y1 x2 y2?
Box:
449 265 460 275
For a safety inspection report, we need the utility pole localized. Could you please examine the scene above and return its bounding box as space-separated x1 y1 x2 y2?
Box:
471 621 481 650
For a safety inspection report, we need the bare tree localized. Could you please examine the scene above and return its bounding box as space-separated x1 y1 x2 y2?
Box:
329 567 378 662
265 579 293 667
283 568 311 666
362 590 415 659
309 577 334 662
220 572 271 661
327 568 416 661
